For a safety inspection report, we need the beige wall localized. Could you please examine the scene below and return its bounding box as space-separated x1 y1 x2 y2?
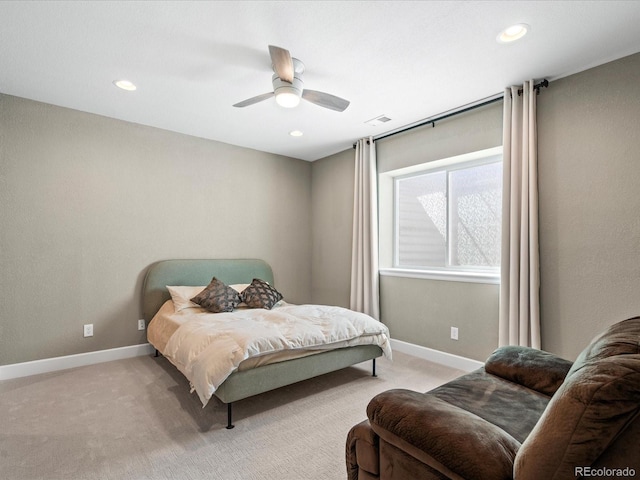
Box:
537 52 640 359
0 94 312 366
379 276 499 360
376 102 504 173
310 149 354 307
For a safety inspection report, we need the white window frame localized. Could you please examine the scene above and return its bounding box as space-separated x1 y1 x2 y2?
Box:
378 146 502 284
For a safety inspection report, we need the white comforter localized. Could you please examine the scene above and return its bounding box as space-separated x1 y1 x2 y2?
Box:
162 302 392 406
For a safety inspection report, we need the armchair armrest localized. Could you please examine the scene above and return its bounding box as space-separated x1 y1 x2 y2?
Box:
485 346 573 396
346 420 379 480
367 389 520 480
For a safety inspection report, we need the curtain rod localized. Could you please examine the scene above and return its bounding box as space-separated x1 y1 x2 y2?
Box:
353 79 548 148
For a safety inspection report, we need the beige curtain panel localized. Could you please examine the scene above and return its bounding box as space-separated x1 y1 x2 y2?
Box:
499 81 542 348
350 137 380 320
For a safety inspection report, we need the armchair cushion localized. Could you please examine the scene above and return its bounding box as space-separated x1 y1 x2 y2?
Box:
368 389 520 480
485 345 573 396
429 368 550 443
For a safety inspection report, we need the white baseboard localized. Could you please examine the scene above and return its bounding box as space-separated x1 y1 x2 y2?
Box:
390 339 484 372
1 340 481 382
0 343 155 381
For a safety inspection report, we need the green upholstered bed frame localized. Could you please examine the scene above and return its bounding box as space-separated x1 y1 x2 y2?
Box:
142 259 383 429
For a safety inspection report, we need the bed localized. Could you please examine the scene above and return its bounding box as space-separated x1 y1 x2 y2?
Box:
142 258 390 429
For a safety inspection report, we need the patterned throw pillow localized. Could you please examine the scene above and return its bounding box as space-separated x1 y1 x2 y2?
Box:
190 277 241 313
241 278 283 309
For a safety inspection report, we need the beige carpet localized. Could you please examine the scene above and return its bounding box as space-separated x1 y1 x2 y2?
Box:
0 351 465 480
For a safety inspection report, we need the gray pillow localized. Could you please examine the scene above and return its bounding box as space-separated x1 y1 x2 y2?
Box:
241 278 283 309
190 277 241 313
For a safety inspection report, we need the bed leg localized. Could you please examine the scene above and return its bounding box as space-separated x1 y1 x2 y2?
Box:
372 358 377 377
154 349 159 358
226 403 235 430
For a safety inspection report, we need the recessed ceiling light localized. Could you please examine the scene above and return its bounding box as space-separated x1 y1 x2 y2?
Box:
497 23 529 43
113 79 137 91
289 130 304 137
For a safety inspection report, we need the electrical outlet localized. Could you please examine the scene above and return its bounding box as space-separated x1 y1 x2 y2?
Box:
450 326 459 340
138 319 145 331
84 324 93 337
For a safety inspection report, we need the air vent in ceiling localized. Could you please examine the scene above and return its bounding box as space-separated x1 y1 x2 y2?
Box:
365 115 392 126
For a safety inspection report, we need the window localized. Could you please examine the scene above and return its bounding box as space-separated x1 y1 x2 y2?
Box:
392 150 502 279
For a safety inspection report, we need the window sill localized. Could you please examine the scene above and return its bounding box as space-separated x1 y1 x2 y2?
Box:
379 268 500 285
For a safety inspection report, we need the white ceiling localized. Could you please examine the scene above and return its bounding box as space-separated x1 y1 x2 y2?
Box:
2 1 640 161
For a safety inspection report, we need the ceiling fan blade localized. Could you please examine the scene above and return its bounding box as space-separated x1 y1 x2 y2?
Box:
268 45 294 83
302 90 350 112
233 92 274 108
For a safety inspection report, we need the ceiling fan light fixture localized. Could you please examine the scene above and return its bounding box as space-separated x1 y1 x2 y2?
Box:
497 23 529 43
272 73 303 108
275 88 301 108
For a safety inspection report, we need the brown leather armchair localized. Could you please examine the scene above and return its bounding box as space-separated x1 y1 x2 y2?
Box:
346 317 640 480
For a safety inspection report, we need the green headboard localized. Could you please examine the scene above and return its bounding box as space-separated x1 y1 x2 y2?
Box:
141 259 274 322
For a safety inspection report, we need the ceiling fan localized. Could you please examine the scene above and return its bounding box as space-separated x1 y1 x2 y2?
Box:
233 45 350 112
